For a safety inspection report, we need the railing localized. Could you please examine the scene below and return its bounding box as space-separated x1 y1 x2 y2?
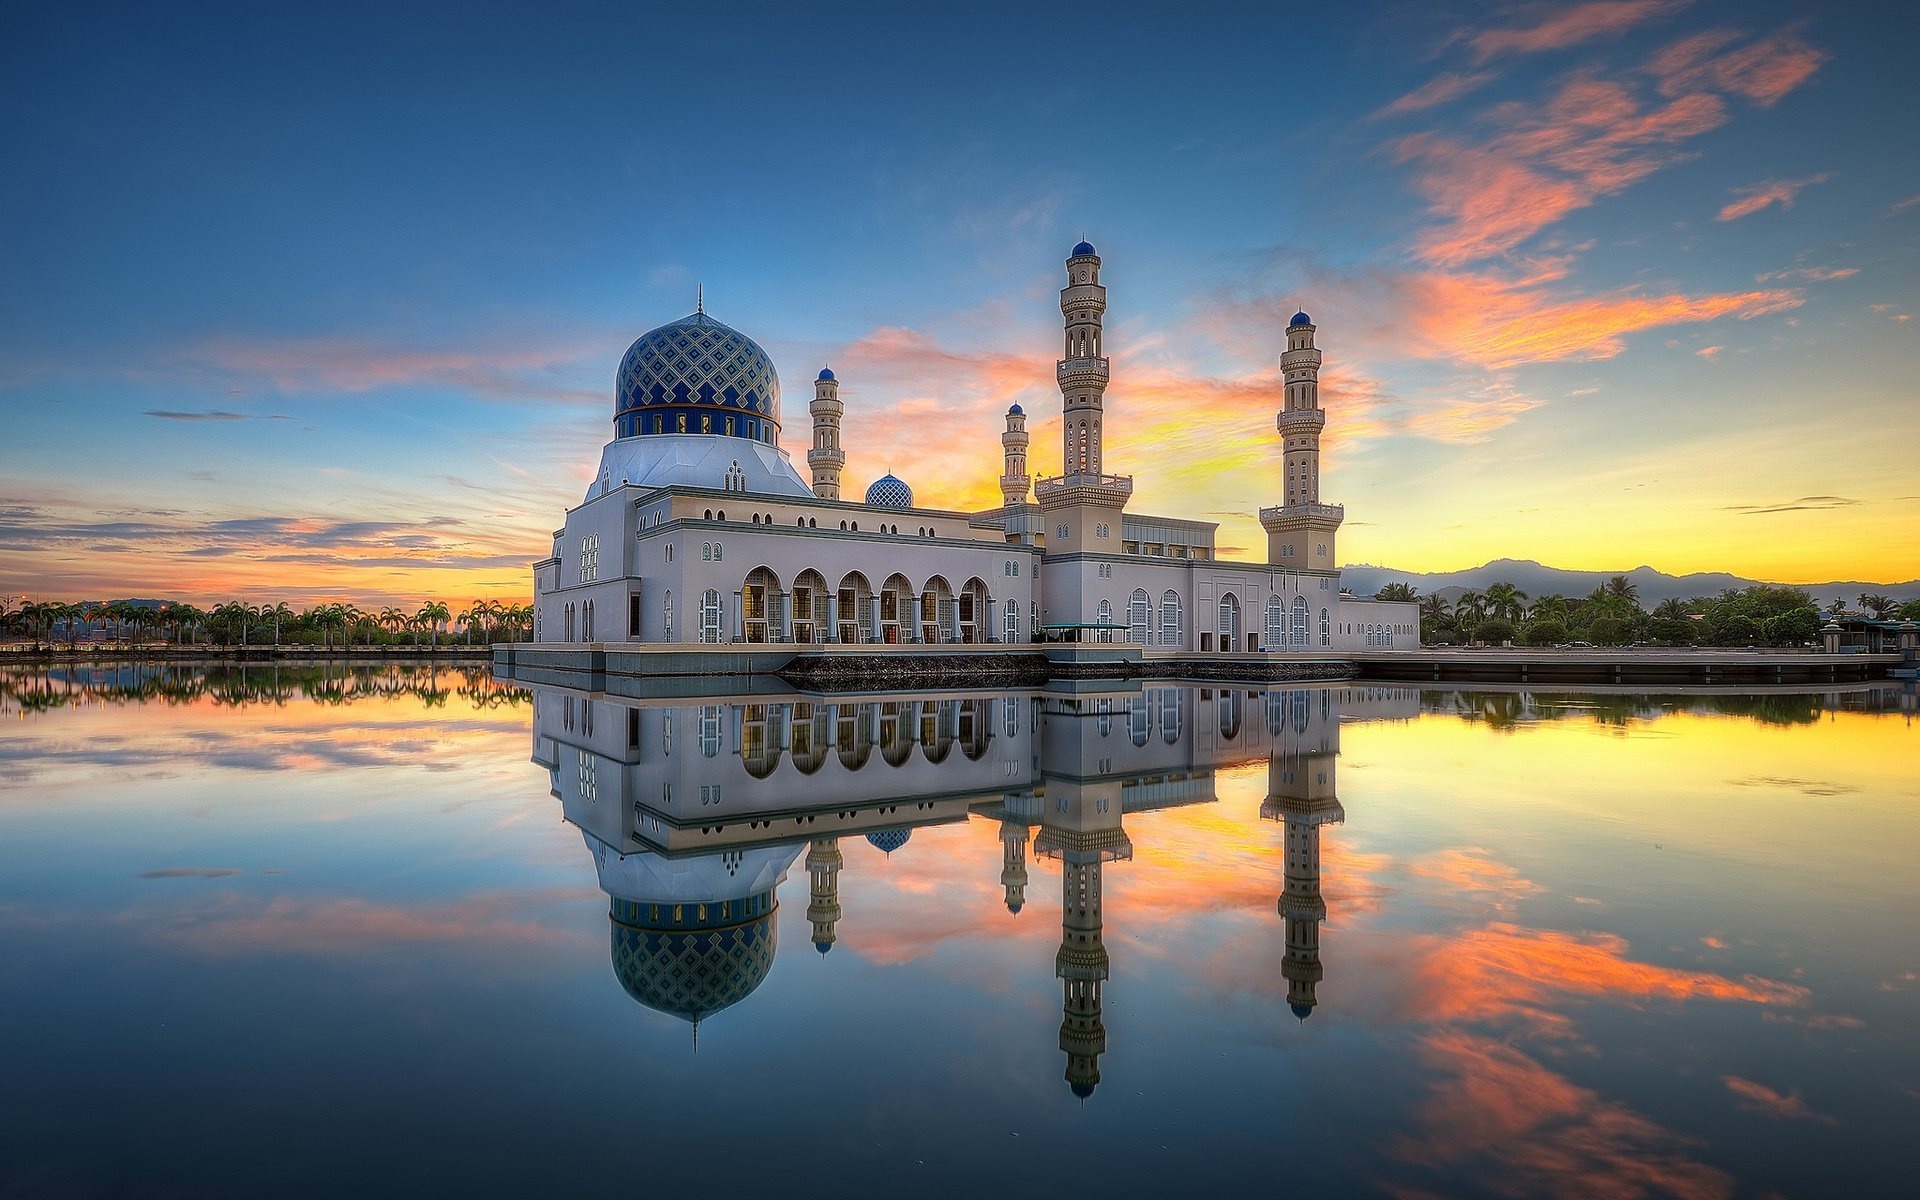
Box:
1251 499 1344 518
1036 472 1135 498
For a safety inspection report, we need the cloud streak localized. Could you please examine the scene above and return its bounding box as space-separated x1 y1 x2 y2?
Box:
1717 172 1833 221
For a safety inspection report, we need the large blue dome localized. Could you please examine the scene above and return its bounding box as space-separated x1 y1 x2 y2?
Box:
865 474 914 509
613 312 782 443
608 891 778 1025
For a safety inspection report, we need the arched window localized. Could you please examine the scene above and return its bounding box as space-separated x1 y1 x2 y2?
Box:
1320 608 1330 647
700 589 722 644
1005 604 1019 644
583 600 594 642
1264 595 1286 650
703 542 712 561
1291 595 1310 646
1097 598 1113 642
663 590 672 640
1129 589 1151 645
1160 590 1182 647
1217 593 1239 651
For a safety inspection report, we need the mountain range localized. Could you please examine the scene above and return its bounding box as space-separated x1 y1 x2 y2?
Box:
1337 559 1920 607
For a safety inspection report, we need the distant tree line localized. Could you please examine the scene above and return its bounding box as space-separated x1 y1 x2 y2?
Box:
1369 577 1920 648
0 598 532 651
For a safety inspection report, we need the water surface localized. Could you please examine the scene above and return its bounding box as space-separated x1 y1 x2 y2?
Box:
1 665 1914 1198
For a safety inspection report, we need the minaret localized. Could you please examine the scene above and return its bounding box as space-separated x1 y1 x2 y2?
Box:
808 368 845 500
806 836 843 955
999 817 1030 912
999 404 1031 505
1261 312 1345 572
1058 241 1110 479
1261 689 1345 1022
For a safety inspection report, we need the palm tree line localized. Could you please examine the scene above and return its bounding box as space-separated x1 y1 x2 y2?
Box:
0 661 530 715
1376 577 1920 648
0 597 531 652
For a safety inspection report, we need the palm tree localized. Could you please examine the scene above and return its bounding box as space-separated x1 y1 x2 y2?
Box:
1529 593 1570 622
1483 581 1529 623
1453 590 1487 626
1859 593 1896 619
378 606 407 644
1826 596 1849 618
1417 594 1450 624
416 600 450 651
1374 581 1418 602
268 602 293 647
1605 575 1641 609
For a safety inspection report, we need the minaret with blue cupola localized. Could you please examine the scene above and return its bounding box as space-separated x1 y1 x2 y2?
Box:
1058 241 1111 480
1000 403 1030 505
808 368 845 500
1260 688 1344 1022
1261 311 1344 572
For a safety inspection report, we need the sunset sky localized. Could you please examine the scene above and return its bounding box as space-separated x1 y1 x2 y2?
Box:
3 1 1916 607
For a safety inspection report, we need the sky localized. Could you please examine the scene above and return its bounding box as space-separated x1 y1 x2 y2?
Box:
2 0 1916 608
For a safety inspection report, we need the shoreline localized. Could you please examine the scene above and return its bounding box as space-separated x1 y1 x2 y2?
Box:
2 645 495 663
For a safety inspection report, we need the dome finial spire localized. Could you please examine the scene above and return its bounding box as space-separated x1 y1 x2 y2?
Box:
696 283 703 315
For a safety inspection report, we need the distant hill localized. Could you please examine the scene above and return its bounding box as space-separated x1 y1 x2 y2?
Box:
1338 558 1920 607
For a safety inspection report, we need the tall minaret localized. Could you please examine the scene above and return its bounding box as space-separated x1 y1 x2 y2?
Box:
808 368 845 500
1261 312 1345 572
999 404 1031 505
1058 241 1110 479
806 836 843 955
1034 761 1131 1100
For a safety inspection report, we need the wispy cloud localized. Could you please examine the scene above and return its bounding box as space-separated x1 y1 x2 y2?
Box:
1648 28 1831 106
1695 344 1723 359
139 867 243 879
1717 172 1833 221
1376 72 1497 118
1755 264 1857 283
1723 1075 1840 1124
1468 1 1684 62
1724 495 1860 514
1889 194 1920 216
144 410 292 422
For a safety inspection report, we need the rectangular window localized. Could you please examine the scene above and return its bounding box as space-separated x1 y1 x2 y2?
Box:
629 593 641 637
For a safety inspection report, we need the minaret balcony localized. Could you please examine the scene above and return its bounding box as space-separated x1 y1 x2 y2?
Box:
1035 473 1134 509
1260 502 1345 527
1277 408 1326 432
1056 357 1110 388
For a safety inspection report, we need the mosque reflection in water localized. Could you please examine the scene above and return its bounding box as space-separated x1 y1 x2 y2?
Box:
532 682 1418 1096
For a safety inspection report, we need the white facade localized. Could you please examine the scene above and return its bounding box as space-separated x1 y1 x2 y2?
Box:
532 244 1416 652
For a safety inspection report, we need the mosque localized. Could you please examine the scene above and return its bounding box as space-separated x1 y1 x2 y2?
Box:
530 243 1417 653
533 680 1420 1094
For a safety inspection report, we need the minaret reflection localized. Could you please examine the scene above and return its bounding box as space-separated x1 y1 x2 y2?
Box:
1034 699 1133 1099
999 818 1030 913
1261 688 1344 1022
807 837 843 955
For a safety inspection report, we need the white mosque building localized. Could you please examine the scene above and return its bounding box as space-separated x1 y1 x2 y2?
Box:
531 242 1416 654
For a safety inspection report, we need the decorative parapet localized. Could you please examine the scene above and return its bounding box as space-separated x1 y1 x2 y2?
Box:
1036 473 1134 507
1277 408 1326 431
1055 357 1111 388
1260 503 1345 526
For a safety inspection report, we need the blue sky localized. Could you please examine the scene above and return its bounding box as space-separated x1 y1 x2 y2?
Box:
3 1 1916 603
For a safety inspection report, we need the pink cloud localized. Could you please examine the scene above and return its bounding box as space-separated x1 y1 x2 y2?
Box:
1468 1 1683 62
1649 28 1830 106
1716 172 1833 221
1695 345 1723 359
1376 72 1498 118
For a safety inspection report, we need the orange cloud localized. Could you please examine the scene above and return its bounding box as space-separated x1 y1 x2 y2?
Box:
1468 1 1682 62
1716 172 1833 221
1394 1032 1735 1200
1722 1074 1839 1124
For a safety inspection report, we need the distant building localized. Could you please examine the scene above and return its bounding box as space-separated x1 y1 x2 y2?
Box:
532 244 1416 651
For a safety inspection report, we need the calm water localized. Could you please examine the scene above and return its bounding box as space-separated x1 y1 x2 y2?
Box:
1 664 1915 1199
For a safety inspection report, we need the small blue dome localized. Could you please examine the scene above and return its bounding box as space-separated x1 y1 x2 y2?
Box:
865 474 914 510
1290 1001 1314 1021
865 827 912 855
1070 1080 1097 1099
1007 899 1023 914
1071 240 1097 257
1008 403 1023 415
1289 310 1312 327
814 940 833 956
817 367 835 381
